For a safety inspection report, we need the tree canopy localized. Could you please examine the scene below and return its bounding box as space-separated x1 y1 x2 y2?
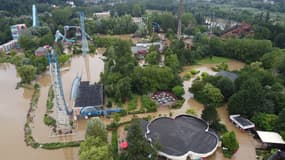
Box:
126 119 157 160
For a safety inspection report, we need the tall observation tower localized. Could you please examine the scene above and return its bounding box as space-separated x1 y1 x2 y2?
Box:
32 4 39 27
177 0 183 40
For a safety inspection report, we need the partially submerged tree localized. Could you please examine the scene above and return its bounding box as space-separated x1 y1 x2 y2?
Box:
85 118 107 141
79 137 112 160
201 106 219 125
18 65 36 84
127 119 157 160
221 131 239 158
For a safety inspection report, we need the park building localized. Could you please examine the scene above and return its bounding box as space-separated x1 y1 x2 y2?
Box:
70 76 104 120
136 115 220 160
229 114 255 131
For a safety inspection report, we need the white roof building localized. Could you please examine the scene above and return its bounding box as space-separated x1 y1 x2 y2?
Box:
257 131 285 145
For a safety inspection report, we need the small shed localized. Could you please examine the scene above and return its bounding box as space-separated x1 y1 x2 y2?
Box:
230 114 255 131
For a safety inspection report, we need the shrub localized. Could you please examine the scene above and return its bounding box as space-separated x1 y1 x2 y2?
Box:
119 109 127 116
141 95 157 112
186 109 197 116
172 99 185 109
41 141 81 149
111 130 118 159
172 85 185 98
210 121 228 134
128 95 138 111
183 72 192 80
44 114 56 127
201 72 209 79
190 69 199 75
221 131 239 158
107 100 113 108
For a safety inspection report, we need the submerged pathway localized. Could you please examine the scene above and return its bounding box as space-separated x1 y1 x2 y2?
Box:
177 61 257 160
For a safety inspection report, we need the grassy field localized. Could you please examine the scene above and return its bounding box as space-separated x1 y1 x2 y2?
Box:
197 56 231 65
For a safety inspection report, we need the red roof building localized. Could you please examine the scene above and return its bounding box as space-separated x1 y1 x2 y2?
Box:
221 23 253 38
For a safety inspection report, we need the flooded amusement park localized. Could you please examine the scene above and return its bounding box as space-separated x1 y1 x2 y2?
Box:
0 52 259 160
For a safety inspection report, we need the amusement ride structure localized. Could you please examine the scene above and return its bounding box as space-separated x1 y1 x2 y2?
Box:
47 12 121 134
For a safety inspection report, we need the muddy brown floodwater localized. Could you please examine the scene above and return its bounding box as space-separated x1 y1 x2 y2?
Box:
179 60 259 160
0 53 105 160
0 55 253 160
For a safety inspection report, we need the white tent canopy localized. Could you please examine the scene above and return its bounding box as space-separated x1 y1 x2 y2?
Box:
257 131 285 145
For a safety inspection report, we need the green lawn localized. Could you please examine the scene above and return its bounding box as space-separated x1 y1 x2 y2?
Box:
197 56 231 65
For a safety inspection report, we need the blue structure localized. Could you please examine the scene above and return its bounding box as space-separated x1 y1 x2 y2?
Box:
70 75 81 100
55 30 76 43
47 50 72 115
80 107 122 118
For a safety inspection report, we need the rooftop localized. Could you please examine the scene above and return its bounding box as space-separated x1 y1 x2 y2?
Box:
145 115 219 158
257 131 285 145
230 114 255 130
74 81 103 108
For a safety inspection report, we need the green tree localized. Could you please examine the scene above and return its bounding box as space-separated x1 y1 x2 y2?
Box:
202 106 219 124
52 7 72 25
112 113 121 124
18 65 36 84
275 109 285 139
221 132 239 158
145 51 159 65
274 33 285 48
79 137 112 160
115 76 132 101
260 49 285 69
131 3 144 17
229 78 274 118
216 77 234 100
165 54 180 72
252 113 278 131
201 83 224 107
85 118 107 141
127 119 157 160
172 85 184 98
18 35 38 50
131 66 175 94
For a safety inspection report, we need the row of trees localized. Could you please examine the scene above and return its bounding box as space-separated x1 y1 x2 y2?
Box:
110 2 145 17
86 15 138 35
195 36 273 63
